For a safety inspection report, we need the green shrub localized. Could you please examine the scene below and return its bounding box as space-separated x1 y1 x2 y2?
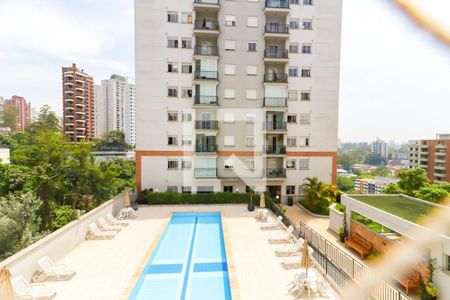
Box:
51 205 75 230
298 199 330 215
141 191 252 205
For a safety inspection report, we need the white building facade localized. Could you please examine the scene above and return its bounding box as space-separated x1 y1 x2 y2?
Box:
135 0 342 200
371 138 389 158
95 75 136 145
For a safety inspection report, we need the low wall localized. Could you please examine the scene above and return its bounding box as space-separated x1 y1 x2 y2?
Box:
0 191 128 281
329 204 344 234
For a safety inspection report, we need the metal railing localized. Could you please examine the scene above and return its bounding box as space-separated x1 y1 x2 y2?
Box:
265 0 289 9
263 97 287 107
194 45 219 56
194 95 218 105
264 49 289 59
264 145 286 154
265 23 289 34
263 121 287 131
264 168 286 178
195 144 218 153
194 20 219 31
264 73 288 83
195 120 218 130
194 70 218 80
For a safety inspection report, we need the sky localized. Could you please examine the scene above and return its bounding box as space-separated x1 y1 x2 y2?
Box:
0 0 449 143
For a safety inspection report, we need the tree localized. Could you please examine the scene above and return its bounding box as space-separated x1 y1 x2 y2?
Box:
383 183 403 194
26 105 61 134
300 177 337 211
417 185 448 203
338 152 355 171
397 167 430 196
370 167 392 177
364 153 386 166
337 176 354 192
4 105 17 129
94 131 131 151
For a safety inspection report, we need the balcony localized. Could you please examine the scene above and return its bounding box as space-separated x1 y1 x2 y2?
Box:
194 45 219 56
194 70 218 81
264 73 288 83
264 49 289 61
263 121 287 131
195 120 219 130
264 145 286 155
195 144 218 153
264 23 289 36
194 95 218 105
265 168 286 178
194 20 219 35
265 0 289 11
263 97 287 107
194 168 217 178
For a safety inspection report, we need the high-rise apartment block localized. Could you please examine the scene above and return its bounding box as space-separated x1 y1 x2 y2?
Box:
95 75 136 145
4 95 32 131
62 63 95 142
371 138 389 158
135 0 342 198
409 134 450 183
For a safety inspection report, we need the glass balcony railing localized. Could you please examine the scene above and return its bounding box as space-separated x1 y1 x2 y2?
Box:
194 70 218 80
194 0 219 5
194 168 218 178
264 97 287 107
263 121 287 131
265 23 289 34
195 120 219 130
264 145 286 154
194 20 219 31
194 45 219 56
264 73 288 83
265 168 287 178
194 95 218 105
264 49 289 59
195 144 218 152
265 0 289 9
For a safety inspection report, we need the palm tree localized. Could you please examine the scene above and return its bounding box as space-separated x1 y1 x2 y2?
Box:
300 177 337 211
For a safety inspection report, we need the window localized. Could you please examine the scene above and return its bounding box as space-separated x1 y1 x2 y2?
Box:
290 19 299 29
286 185 295 195
303 0 313 5
246 89 257 100
248 41 257 52
289 43 299 53
286 160 296 169
224 112 235 123
224 159 234 169
168 112 178 121
299 159 309 170
168 160 178 169
197 186 214 193
299 136 310 146
246 159 255 170
182 186 192 193
288 90 298 101
224 136 235 146
224 88 235 99
182 160 192 169
246 113 256 124
167 12 178 23
168 62 178 73
287 114 297 123
224 64 236 75
168 136 178 145
168 87 178 97
225 15 236 26
225 40 236 51
182 138 192 145
246 136 255 147
167 186 178 192
300 113 310 125
182 87 193 98
247 65 257 75
223 186 234 192
287 137 297 147
181 38 192 49
168 38 178 48
301 91 311 101
182 112 192 121
289 67 298 77
301 68 311 77
181 12 192 24
302 44 312 54
247 16 258 27
182 63 192 73
290 0 300 4
303 20 313 30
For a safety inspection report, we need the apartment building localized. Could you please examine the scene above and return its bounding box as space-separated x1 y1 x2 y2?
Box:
135 0 342 199
409 134 450 183
4 95 32 131
371 138 389 158
95 75 136 145
62 63 95 142
354 177 399 194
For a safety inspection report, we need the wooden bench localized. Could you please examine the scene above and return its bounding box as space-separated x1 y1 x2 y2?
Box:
395 270 420 295
344 233 373 258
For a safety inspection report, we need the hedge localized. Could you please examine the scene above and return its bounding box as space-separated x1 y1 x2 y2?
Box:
138 191 254 205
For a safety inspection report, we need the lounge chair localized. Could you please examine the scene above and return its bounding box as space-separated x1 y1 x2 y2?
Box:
275 238 304 256
281 255 303 269
98 217 122 232
106 213 129 226
12 276 56 299
88 223 116 240
287 274 305 298
268 225 294 242
38 256 76 281
260 216 283 230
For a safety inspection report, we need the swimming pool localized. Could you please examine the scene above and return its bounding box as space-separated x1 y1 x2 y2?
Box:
129 212 232 300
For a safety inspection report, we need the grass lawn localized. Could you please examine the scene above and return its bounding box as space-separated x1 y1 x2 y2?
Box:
350 195 435 224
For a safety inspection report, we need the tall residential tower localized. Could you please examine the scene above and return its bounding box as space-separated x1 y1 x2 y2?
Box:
135 0 342 199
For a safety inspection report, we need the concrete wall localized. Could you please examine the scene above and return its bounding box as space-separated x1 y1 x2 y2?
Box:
328 204 344 234
0 192 128 281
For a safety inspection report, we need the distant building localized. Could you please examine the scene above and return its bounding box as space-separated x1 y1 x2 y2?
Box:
354 176 399 194
371 138 389 158
0 148 10 164
62 63 95 142
95 75 136 145
0 96 4 126
408 134 450 183
4 95 32 131
392 153 408 160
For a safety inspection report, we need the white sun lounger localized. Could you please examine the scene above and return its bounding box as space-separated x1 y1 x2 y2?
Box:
106 213 129 226
268 225 294 242
281 255 303 269
12 275 56 299
260 216 283 229
88 223 116 239
38 256 76 281
98 217 122 232
275 238 304 255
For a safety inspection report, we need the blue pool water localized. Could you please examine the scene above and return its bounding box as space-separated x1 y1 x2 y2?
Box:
129 212 232 300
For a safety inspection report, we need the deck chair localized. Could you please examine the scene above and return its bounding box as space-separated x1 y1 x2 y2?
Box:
38 256 76 280
12 276 56 299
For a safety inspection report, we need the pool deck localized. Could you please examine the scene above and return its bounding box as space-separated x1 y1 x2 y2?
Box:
44 205 340 300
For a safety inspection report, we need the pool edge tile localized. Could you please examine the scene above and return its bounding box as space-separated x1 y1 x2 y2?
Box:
221 212 241 300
